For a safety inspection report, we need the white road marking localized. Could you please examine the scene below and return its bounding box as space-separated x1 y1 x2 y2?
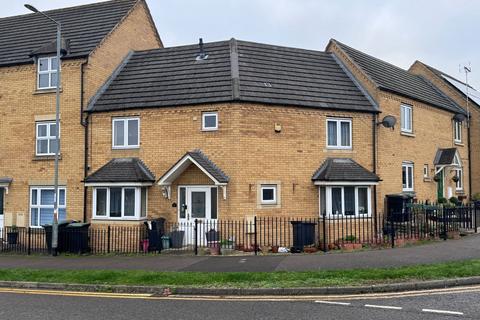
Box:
315 300 351 306
239 259 247 263
364 304 402 310
422 308 464 316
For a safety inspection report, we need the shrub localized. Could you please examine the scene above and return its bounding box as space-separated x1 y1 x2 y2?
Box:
473 193 480 201
437 197 448 204
449 197 460 205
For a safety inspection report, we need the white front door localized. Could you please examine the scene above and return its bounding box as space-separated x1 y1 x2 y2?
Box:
178 186 217 246
0 188 4 239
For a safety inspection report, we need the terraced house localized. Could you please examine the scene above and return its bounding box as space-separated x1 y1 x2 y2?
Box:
1 0 476 246
84 40 380 239
326 40 471 211
0 0 162 230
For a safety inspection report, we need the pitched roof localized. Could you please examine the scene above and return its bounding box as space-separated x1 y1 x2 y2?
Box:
0 177 13 185
158 150 229 185
88 39 378 113
84 158 155 183
0 0 139 67
312 158 379 182
331 40 465 114
434 148 459 166
419 62 480 108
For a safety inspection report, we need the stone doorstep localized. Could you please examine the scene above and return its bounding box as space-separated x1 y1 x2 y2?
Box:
1 276 480 296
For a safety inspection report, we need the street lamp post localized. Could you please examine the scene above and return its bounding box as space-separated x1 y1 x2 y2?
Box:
25 4 61 256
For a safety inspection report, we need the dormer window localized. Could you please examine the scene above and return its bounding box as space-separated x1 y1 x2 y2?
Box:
38 56 58 90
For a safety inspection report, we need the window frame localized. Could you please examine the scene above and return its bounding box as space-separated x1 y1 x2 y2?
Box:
402 162 414 192
30 186 67 227
112 117 140 149
37 56 59 90
423 164 429 178
320 185 371 217
400 104 413 133
326 118 352 149
454 120 462 143
455 168 463 191
35 121 60 156
202 111 219 131
260 185 277 204
93 186 147 220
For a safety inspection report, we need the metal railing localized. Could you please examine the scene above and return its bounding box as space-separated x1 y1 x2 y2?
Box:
1 203 478 255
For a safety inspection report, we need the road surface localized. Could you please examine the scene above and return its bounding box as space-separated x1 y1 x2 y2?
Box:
0 285 479 319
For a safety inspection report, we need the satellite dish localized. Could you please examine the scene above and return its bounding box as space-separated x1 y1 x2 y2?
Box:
453 113 466 122
380 115 396 129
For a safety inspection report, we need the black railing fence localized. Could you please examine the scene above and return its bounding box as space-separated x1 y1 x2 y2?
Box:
1 203 478 255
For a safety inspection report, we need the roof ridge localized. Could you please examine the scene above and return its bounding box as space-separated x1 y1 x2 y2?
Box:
229 38 241 100
0 0 136 21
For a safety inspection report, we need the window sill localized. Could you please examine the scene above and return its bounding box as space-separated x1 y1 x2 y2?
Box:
400 131 415 138
33 88 63 95
202 128 218 132
112 146 140 150
33 155 62 161
455 190 465 195
454 142 465 147
92 217 147 222
423 177 432 182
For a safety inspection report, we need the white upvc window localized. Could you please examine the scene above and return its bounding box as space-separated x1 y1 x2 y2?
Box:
260 185 277 204
455 168 463 191
319 186 371 217
326 118 352 149
400 104 413 133
30 187 66 227
36 121 60 156
402 162 414 191
202 111 218 131
454 120 462 143
112 118 140 149
37 56 59 90
93 187 147 220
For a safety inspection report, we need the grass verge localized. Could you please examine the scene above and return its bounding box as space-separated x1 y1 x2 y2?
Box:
1 259 480 288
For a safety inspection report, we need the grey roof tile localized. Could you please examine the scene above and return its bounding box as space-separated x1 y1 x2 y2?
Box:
0 0 138 66
434 148 458 165
85 158 155 183
0 177 13 184
332 40 465 114
312 158 379 182
88 39 378 113
187 150 229 183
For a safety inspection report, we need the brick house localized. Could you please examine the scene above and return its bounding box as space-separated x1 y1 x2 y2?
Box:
83 39 380 234
0 0 162 230
326 40 470 212
409 61 480 195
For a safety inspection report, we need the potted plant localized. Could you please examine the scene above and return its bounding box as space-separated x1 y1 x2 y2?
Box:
452 176 460 183
7 225 18 245
449 196 460 206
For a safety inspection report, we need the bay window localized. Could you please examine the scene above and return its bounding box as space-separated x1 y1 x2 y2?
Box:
319 186 371 217
93 187 147 220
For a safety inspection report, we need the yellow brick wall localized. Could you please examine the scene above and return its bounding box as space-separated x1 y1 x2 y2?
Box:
327 44 470 212
87 103 375 222
0 61 86 225
0 0 161 227
409 61 480 195
84 0 162 104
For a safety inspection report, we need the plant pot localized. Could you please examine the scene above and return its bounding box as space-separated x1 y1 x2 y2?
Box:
7 232 18 245
271 246 279 253
303 247 318 254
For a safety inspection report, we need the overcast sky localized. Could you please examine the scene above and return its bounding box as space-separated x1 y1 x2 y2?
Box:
3 0 479 87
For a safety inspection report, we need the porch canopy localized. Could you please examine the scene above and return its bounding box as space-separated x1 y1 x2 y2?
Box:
84 158 155 186
157 150 229 199
312 158 380 185
0 177 12 193
434 148 461 174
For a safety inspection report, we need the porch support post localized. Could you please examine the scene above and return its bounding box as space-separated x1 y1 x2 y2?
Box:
220 185 227 200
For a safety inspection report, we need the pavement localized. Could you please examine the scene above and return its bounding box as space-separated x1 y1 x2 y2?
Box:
0 285 478 319
0 234 479 272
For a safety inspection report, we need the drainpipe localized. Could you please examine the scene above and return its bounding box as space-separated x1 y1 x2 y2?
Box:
372 114 378 217
80 60 88 223
468 120 472 200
